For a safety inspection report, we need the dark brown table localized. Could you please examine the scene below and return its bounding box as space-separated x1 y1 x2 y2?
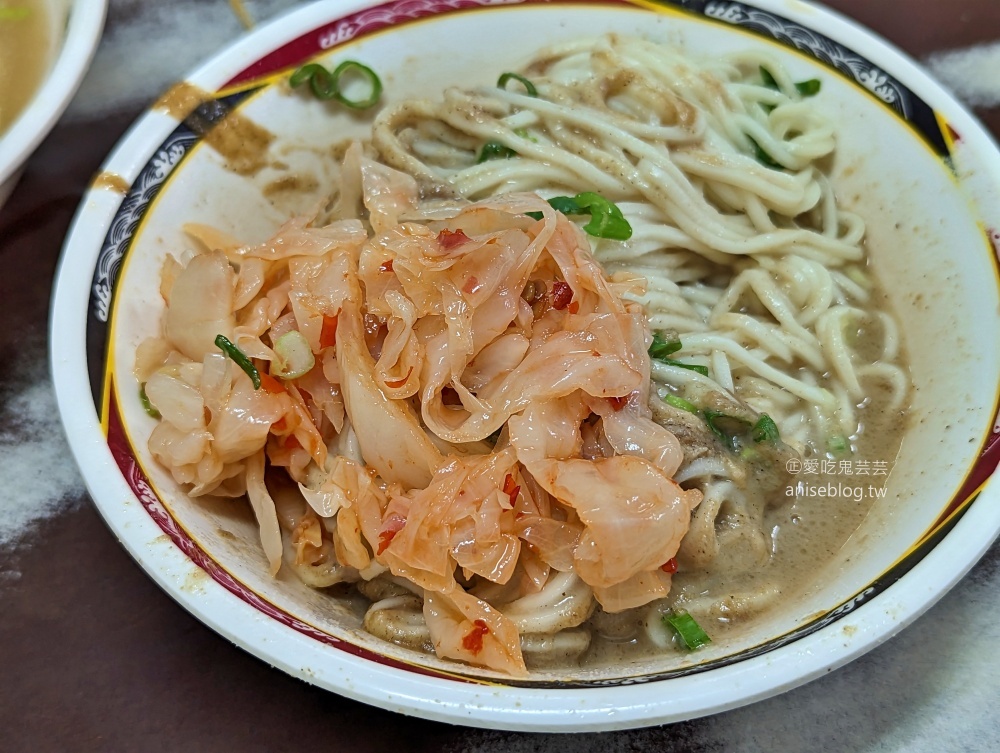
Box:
2 1 999 750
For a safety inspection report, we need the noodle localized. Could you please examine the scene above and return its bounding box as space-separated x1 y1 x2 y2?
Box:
138 35 910 674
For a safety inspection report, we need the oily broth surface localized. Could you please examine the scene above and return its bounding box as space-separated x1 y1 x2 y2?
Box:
0 0 52 133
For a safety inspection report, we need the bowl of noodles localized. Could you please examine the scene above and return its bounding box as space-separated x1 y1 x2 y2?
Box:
50 0 1000 731
0 0 106 207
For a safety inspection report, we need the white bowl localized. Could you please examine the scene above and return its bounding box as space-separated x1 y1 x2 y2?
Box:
50 0 1000 731
0 0 106 206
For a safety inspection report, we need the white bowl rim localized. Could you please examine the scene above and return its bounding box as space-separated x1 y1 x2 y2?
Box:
0 0 108 186
49 0 1000 732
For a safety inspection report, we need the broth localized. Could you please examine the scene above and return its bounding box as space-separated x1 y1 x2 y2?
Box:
0 0 53 134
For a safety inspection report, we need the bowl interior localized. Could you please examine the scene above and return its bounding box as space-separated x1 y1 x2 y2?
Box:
86 1 1000 687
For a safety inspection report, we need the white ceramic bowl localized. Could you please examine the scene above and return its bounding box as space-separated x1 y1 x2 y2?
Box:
0 0 106 206
50 0 1000 731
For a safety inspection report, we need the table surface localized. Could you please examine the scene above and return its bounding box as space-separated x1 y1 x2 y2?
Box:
2 1 999 750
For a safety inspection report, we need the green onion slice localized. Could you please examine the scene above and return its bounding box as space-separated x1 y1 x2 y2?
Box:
215 334 261 389
139 383 161 419
827 434 850 454
760 66 780 89
477 140 517 163
661 359 709 376
795 79 822 97
747 135 784 169
647 332 707 375
272 330 315 380
663 394 698 413
664 610 711 650
759 66 821 98
330 60 382 109
546 196 581 215
290 60 382 109
290 63 328 93
751 413 780 443
648 331 682 360
547 192 633 240
703 409 751 451
524 193 632 240
497 72 537 96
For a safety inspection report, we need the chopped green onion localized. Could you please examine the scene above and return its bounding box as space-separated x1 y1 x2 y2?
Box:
329 60 382 108
546 192 633 240
513 126 537 143
497 72 537 97
660 359 709 376
0 7 29 20
289 63 323 90
663 394 698 413
546 195 583 215
664 610 711 650
703 409 752 451
272 330 315 380
648 332 707 374
139 383 161 419
215 334 261 389
477 140 517 163
290 59 382 109
795 79 822 97
648 331 682 360
703 410 781 453
827 435 850 455
751 413 780 443
759 66 779 90
759 66 821 98
747 135 784 169
524 193 632 240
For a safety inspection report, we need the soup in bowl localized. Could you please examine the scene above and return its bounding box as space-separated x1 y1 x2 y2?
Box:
0 0 105 205
51 0 1000 730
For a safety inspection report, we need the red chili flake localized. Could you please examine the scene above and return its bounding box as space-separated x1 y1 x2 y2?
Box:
660 557 678 574
319 314 339 349
567 300 580 314
461 619 490 655
259 371 286 394
462 275 481 295
384 366 413 389
376 516 406 556
437 228 471 250
608 395 629 411
502 473 521 507
379 259 394 273
550 280 573 310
